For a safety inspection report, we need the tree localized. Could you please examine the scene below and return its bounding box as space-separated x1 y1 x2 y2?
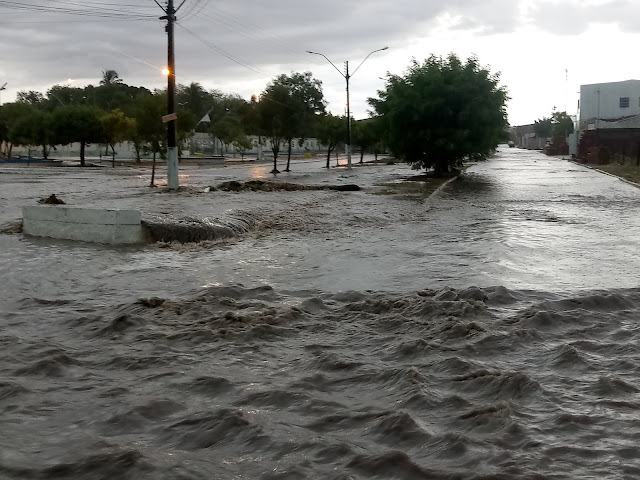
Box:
316 114 345 169
101 109 136 167
551 110 574 138
534 117 553 138
12 108 54 159
100 69 123 86
133 92 167 185
256 84 289 173
369 54 509 175
352 118 381 163
211 112 245 153
233 136 253 160
258 72 326 173
51 105 104 166
0 102 38 158
176 82 220 129
45 85 86 109
534 109 574 139
16 90 45 107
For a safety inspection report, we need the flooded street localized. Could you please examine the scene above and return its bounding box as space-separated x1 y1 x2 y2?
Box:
1 148 640 479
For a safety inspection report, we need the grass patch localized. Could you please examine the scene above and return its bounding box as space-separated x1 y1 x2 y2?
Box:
373 166 468 199
591 163 640 185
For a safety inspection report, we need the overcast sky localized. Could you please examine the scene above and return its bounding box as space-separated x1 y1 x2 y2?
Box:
1 0 639 125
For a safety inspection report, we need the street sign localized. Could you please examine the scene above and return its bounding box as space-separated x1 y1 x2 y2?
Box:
162 112 177 123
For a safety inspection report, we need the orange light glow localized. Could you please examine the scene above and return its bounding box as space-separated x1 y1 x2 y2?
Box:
162 68 170 76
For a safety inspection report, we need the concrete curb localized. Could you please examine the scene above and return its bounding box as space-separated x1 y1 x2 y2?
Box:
22 206 149 245
569 160 640 189
427 173 462 200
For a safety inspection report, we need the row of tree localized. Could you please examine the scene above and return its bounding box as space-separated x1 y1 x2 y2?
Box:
534 108 575 139
1 55 510 176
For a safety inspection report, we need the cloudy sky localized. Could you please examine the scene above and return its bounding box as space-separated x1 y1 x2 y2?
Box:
1 0 638 125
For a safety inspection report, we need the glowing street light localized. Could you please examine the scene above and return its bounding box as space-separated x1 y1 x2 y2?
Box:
307 46 388 169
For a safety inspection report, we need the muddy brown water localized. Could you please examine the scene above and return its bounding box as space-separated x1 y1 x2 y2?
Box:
1 149 640 479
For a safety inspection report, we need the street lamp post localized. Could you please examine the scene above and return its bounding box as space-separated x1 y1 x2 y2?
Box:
307 47 388 169
0 83 6 106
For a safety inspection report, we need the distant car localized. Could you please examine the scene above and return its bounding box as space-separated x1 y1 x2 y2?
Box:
508 141 515 148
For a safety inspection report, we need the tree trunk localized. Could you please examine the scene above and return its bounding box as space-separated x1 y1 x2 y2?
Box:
271 145 280 174
150 151 156 186
434 158 449 177
135 142 141 163
80 141 86 166
111 144 116 168
285 139 292 172
42 144 49 159
326 146 333 169
360 147 365 163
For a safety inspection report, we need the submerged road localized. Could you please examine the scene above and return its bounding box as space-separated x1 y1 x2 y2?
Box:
1 147 639 310
1 147 640 479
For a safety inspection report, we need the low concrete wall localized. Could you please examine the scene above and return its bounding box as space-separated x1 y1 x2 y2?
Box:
22 206 149 245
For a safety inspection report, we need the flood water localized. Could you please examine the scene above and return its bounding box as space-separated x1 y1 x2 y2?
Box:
1 148 640 479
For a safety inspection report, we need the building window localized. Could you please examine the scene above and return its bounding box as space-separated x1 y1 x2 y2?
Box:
620 97 630 108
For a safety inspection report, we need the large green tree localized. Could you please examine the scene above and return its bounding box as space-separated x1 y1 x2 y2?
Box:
258 72 325 173
369 54 509 175
0 102 39 158
101 109 136 167
51 105 104 166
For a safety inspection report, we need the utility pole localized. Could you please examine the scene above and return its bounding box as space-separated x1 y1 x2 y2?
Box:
345 61 352 168
307 47 388 170
159 0 179 189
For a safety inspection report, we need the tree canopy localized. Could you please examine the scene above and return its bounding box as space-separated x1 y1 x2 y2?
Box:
51 105 104 165
257 71 325 173
534 109 574 139
369 54 509 174
315 113 345 169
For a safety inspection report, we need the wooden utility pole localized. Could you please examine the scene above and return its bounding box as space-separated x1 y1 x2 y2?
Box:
159 0 179 189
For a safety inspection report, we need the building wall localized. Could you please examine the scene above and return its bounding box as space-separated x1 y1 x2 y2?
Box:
511 124 547 150
580 80 640 125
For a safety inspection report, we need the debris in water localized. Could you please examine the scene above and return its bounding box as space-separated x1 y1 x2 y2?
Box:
211 180 360 192
38 194 65 205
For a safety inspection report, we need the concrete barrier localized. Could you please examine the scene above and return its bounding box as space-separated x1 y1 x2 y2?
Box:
22 206 149 245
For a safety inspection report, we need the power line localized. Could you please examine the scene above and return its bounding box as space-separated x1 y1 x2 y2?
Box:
0 0 157 19
180 2 308 62
176 22 271 78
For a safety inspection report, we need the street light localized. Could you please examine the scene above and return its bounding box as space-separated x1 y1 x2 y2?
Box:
307 46 388 169
0 83 6 106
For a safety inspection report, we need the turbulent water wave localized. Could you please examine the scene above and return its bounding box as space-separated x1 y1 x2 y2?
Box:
2 284 640 479
143 210 261 244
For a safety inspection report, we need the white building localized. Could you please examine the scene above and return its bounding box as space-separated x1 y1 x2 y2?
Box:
579 79 640 129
